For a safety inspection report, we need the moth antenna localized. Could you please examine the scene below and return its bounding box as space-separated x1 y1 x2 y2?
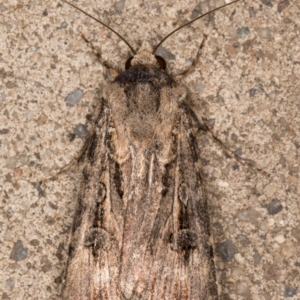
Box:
62 0 136 55
153 0 241 54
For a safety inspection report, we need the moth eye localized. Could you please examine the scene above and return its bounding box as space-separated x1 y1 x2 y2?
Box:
125 56 134 70
155 55 166 70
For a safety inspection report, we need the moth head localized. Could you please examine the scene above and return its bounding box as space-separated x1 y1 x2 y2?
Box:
62 0 241 73
125 42 166 70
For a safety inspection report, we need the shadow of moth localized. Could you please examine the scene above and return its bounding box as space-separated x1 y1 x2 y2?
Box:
61 1 241 299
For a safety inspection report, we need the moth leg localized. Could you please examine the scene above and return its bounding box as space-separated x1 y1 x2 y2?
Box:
185 101 270 176
31 153 84 183
81 33 122 73
206 120 270 176
172 34 208 78
33 101 105 183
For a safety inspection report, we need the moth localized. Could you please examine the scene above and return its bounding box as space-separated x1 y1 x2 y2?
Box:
61 1 241 299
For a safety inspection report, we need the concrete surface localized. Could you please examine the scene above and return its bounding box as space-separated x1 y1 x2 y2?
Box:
0 0 299 299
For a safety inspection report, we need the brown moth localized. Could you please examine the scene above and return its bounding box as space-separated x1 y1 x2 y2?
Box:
61 1 241 299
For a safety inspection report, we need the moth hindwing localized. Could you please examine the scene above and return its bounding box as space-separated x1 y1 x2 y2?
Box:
62 1 241 299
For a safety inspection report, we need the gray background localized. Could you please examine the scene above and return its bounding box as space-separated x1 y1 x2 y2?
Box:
0 0 299 299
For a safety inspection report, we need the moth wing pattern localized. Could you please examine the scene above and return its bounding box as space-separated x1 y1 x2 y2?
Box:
62 102 122 299
62 49 218 300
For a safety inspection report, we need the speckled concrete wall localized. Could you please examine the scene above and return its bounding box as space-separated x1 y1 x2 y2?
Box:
0 0 299 299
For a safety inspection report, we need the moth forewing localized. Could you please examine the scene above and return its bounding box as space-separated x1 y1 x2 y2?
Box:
62 1 242 299
62 46 217 300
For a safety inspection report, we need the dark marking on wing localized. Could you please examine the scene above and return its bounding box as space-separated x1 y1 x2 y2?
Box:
161 161 175 197
113 161 124 198
188 133 199 163
88 133 98 162
71 199 86 235
177 229 198 262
